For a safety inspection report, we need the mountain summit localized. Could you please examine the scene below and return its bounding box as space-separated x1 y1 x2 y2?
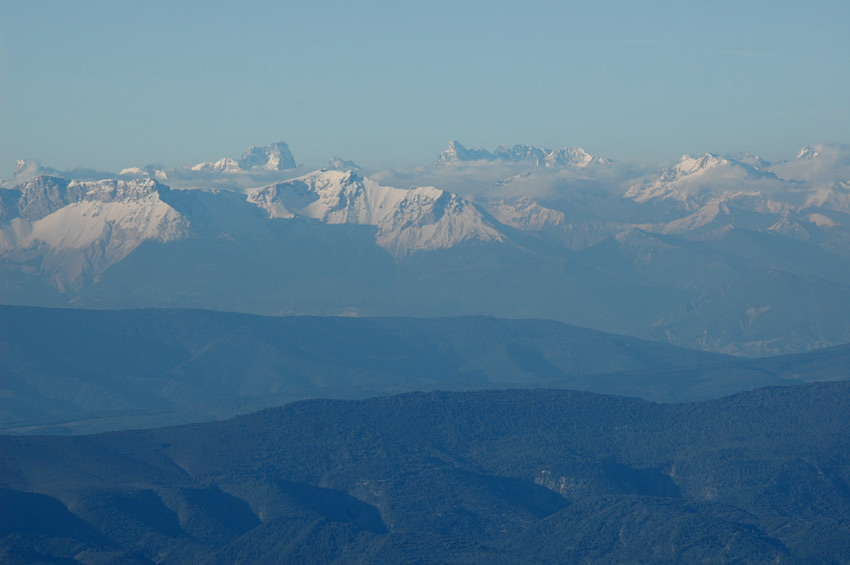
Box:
624 153 780 206
0 176 187 291
435 140 606 167
189 141 296 173
247 169 504 255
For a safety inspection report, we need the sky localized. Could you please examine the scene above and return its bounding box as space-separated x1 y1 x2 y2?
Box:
1 0 849 178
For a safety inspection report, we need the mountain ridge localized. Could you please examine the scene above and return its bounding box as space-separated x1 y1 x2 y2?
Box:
2 382 850 562
4 141 850 356
435 140 607 168
3 304 848 435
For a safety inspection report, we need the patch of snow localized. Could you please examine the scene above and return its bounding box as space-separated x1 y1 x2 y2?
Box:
808 213 837 227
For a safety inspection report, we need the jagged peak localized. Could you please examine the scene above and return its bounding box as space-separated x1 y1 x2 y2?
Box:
188 141 296 173
676 153 726 173
796 144 825 160
435 140 494 166
435 141 605 168
239 141 296 171
14 158 38 176
326 156 362 171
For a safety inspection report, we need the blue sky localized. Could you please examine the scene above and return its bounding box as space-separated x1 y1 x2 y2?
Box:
1 0 849 177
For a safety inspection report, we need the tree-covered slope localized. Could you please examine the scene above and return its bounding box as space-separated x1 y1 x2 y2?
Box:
2 383 850 562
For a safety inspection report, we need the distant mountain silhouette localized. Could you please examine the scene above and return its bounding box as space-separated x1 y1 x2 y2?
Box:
0 305 824 434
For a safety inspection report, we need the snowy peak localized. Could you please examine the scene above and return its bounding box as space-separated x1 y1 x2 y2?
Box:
69 177 169 203
546 146 604 167
189 141 296 173
674 153 726 176
436 140 495 166
326 157 362 171
118 166 169 181
493 144 604 167
7 176 169 221
796 144 824 161
625 153 774 205
247 169 504 255
239 141 296 171
771 144 850 183
0 177 187 291
190 157 241 173
13 159 43 178
790 144 850 169
7 159 62 183
435 141 606 168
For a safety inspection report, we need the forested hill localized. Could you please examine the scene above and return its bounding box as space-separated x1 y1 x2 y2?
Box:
2 382 850 562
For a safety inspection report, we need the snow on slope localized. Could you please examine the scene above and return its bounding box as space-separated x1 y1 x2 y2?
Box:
486 196 566 231
190 157 242 173
0 177 188 290
247 169 505 255
624 153 787 209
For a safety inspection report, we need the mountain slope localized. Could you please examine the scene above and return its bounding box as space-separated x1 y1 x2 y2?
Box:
0 305 786 435
2 383 850 562
0 177 187 291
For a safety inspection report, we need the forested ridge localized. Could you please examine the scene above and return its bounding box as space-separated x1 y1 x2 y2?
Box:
3 382 850 562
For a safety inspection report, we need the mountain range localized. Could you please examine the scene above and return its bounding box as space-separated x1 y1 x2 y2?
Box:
4 139 850 562
4 304 850 435
3 141 850 356
435 140 609 168
3 382 850 563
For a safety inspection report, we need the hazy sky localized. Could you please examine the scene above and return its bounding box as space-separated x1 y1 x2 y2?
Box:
1 0 849 177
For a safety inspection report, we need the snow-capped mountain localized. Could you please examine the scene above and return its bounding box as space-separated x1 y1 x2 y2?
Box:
190 157 242 174
623 153 784 209
727 151 772 170
118 165 169 181
486 196 566 232
435 140 607 168
189 141 296 173
0 177 187 291
4 140 850 357
771 143 850 183
247 169 504 255
326 157 362 171
239 141 297 171
5 159 117 184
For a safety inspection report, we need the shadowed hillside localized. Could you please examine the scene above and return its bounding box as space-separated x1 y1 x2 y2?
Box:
0 305 821 434
2 383 850 562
